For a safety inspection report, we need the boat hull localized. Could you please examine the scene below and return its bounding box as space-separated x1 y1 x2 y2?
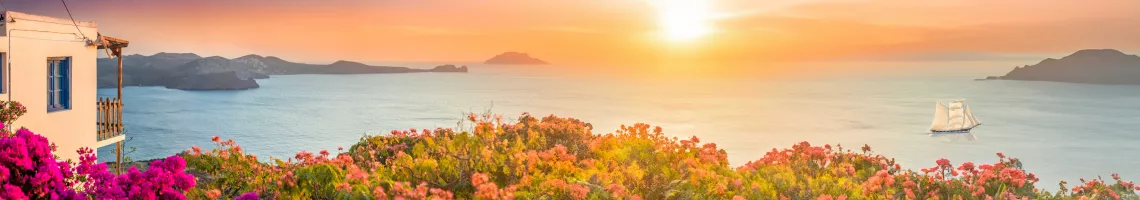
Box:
931 128 972 134
931 124 980 134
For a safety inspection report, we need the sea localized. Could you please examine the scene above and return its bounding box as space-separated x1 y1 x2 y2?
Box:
97 61 1140 186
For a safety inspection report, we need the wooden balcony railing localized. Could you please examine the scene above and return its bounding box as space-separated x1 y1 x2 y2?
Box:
97 97 124 141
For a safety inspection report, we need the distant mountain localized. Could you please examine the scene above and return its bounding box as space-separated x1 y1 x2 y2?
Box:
980 49 1140 85
176 56 271 79
484 52 548 65
97 53 468 90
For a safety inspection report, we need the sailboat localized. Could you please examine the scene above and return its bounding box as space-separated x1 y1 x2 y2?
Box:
930 100 982 133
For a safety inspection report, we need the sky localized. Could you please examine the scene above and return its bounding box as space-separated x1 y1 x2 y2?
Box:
5 0 1140 69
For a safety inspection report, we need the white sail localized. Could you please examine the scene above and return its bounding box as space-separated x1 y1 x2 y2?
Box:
931 100 981 132
946 101 966 129
963 104 980 128
930 103 949 130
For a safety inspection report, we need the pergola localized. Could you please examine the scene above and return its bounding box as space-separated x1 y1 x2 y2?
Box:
96 34 129 173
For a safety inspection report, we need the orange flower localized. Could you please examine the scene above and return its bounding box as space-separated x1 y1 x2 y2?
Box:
206 189 221 199
190 146 202 155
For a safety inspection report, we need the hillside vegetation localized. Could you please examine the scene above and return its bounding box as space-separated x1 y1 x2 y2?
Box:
1 100 1136 199
182 113 1140 199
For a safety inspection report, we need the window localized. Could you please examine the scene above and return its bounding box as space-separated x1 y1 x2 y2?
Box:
0 53 4 94
48 57 71 112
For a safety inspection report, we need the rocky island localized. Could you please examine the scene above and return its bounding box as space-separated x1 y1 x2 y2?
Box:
97 53 469 90
429 64 469 72
484 52 548 65
165 71 260 90
981 49 1140 85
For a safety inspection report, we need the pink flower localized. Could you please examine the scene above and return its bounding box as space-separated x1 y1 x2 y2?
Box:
211 136 221 142
958 162 975 171
373 186 388 199
936 158 951 167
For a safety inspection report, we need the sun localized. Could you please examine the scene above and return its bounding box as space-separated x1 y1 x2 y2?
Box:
655 0 714 42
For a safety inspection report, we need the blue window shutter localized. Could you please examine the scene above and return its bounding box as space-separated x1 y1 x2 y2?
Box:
0 54 4 94
61 58 70 109
66 58 71 109
47 60 53 109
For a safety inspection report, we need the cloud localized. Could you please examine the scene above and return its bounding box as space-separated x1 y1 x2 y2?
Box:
777 0 1140 27
536 26 602 34
388 26 486 36
691 0 1140 62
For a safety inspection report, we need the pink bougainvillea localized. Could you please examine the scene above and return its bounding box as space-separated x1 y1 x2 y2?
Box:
0 102 195 199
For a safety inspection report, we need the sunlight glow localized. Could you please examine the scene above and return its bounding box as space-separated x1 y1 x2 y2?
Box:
655 0 715 42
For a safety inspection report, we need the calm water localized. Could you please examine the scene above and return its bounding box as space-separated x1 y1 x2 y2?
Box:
97 64 1140 185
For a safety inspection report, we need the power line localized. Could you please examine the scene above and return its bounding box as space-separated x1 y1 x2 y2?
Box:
60 0 89 41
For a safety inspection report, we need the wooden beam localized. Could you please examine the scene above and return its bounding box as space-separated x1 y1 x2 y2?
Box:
97 35 130 49
115 47 123 174
116 48 122 99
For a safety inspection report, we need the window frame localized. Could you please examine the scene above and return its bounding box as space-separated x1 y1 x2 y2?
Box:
0 53 5 94
47 56 71 113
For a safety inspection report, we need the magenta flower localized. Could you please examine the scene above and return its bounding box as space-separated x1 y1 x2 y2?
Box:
236 192 259 200
1 122 194 199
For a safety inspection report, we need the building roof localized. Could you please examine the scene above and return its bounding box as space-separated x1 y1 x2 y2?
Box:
97 34 129 49
3 11 98 28
0 11 127 49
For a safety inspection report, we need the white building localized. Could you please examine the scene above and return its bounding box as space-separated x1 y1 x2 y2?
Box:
1 11 129 161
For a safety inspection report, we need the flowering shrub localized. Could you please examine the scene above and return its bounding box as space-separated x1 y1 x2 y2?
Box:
0 101 26 126
0 125 80 199
0 101 195 199
184 113 1140 199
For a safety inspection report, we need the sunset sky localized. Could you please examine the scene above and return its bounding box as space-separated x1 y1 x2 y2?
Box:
7 0 1140 66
